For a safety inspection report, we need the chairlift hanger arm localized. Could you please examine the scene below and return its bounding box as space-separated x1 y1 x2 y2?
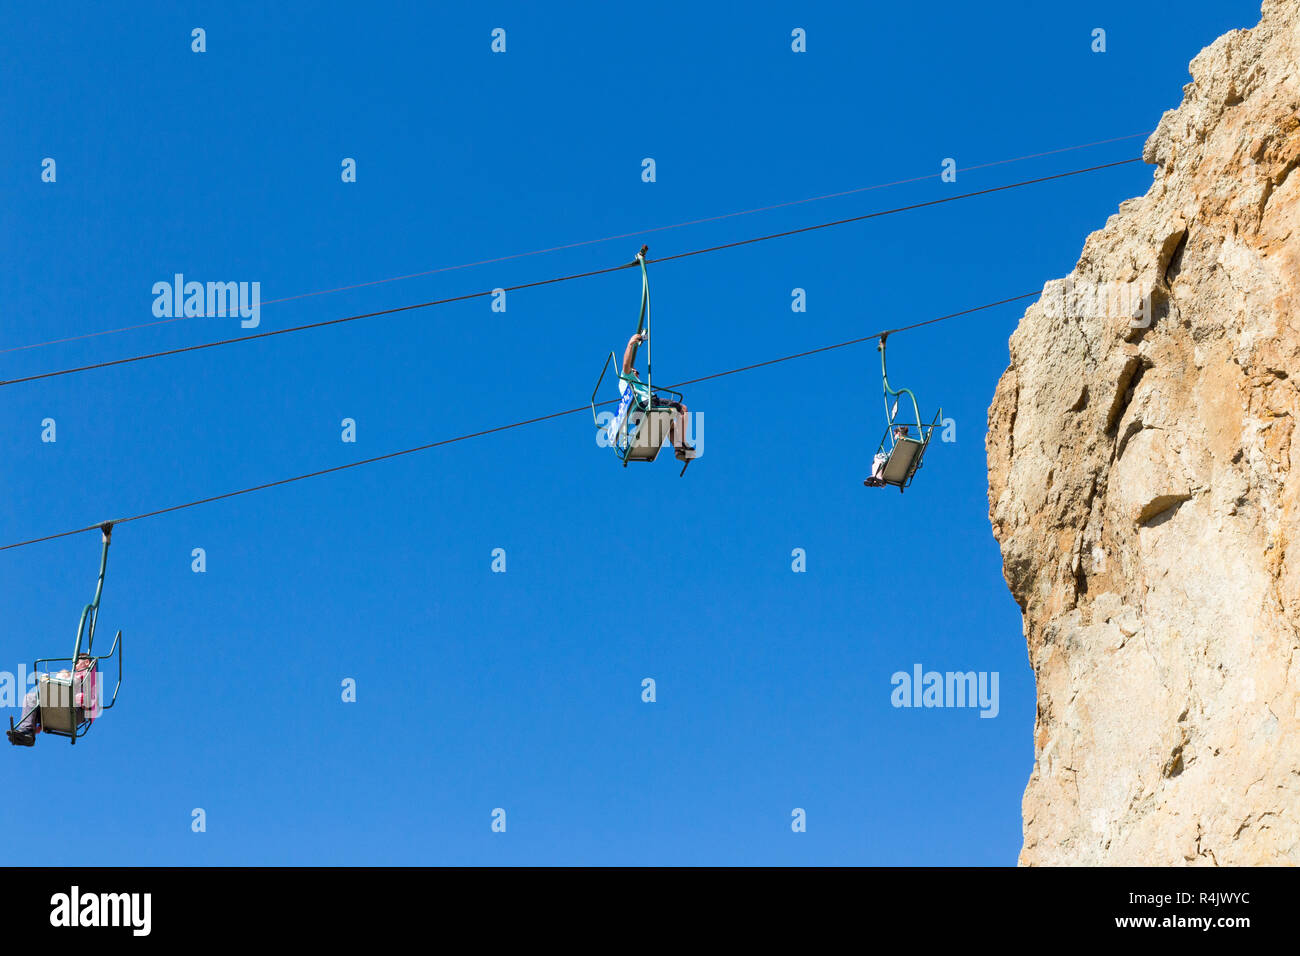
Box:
634 245 650 335
72 522 113 662
91 522 112 609
637 247 651 392
878 333 922 441
620 248 652 377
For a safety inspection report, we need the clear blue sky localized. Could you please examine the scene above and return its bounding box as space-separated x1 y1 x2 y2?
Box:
0 1 1261 865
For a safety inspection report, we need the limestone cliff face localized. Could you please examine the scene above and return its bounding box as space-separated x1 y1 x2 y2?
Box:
987 0 1300 865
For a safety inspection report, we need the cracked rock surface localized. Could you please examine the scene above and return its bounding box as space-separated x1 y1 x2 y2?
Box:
987 0 1300 865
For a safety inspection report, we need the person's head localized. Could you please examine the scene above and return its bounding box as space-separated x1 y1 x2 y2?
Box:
55 669 71 680
75 655 94 672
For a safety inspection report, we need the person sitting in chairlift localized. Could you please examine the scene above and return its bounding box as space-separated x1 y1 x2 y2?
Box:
621 332 698 463
864 425 910 488
6 654 94 748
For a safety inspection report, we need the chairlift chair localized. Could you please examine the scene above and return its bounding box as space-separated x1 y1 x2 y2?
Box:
14 523 123 745
591 247 694 475
867 334 942 492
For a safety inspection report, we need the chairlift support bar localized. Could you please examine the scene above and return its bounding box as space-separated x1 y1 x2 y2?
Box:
73 522 112 662
589 248 654 428
879 334 923 455
635 248 651 397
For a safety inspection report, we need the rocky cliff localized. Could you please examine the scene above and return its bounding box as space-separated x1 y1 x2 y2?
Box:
987 0 1300 865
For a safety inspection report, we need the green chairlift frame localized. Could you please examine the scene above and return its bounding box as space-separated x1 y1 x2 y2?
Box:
23 523 123 745
591 248 690 474
869 334 942 492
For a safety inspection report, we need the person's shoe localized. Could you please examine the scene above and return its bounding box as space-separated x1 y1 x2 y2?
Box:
674 444 698 462
863 476 885 487
7 729 35 747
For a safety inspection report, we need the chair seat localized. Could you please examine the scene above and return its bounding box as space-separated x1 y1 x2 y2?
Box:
882 438 924 485
622 408 677 461
38 675 79 734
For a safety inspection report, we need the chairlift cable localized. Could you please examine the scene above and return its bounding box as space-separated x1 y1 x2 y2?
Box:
0 132 1148 357
0 158 1140 389
0 290 1040 553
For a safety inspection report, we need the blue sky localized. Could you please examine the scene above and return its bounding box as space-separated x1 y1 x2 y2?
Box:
0 1 1262 865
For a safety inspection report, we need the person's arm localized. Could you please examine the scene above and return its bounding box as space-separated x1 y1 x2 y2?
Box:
622 333 646 375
